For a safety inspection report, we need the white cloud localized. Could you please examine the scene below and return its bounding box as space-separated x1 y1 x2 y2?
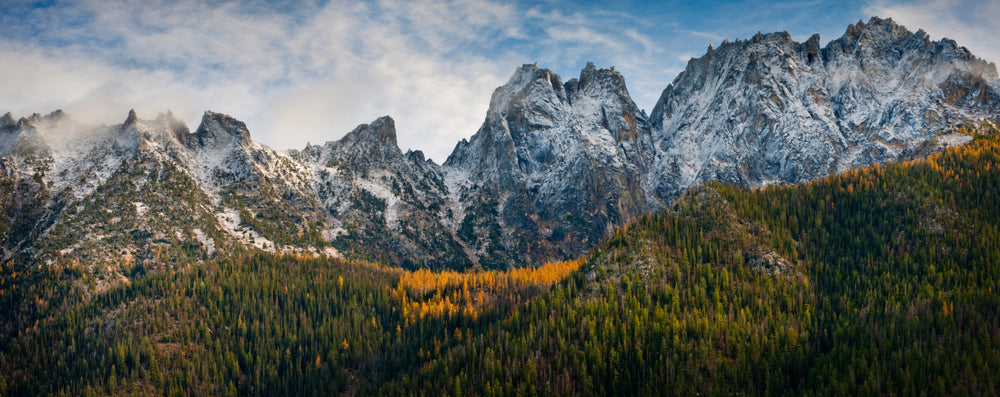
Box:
0 0 519 161
0 38 208 127
544 26 629 54
681 29 727 43
1 0 687 161
252 0 515 160
12 0 987 164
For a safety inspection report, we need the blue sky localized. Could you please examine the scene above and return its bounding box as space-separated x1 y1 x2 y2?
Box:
1 0 996 161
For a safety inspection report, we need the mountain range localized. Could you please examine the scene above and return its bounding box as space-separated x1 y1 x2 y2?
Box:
1 17 997 284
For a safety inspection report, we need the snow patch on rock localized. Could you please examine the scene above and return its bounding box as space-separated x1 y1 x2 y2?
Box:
192 228 216 256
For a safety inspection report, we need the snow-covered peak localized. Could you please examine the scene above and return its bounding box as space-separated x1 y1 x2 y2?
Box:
0 113 22 156
321 115 406 169
824 16 996 77
443 62 655 267
445 63 570 177
124 109 139 126
485 63 567 118
447 61 650 174
646 15 1000 203
188 111 252 149
12 109 69 130
566 63 646 144
568 62 626 97
0 110 81 157
340 115 398 148
840 17 911 45
504 63 560 91
1 112 16 127
154 110 191 142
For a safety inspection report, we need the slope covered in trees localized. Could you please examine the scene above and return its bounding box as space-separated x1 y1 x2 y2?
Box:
396 124 1000 395
0 253 582 395
1 124 998 395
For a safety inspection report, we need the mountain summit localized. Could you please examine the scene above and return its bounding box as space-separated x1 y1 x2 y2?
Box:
444 62 654 267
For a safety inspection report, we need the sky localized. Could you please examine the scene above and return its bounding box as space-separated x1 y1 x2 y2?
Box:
0 0 997 162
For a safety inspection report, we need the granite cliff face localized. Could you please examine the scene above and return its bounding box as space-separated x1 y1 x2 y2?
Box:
1 17 998 280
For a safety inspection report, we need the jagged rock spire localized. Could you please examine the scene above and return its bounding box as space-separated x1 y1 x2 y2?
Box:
125 109 138 125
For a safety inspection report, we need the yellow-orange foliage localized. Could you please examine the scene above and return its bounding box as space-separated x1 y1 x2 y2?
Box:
267 252 587 323
394 258 585 322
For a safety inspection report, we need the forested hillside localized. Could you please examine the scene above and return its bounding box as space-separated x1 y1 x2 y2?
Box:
398 124 1000 395
1 125 998 395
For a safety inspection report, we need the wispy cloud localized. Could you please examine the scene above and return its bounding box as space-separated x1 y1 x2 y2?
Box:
0 0 518 161
681 29 727 43
0 0 995 162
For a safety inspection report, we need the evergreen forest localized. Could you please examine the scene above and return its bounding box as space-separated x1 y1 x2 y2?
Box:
1 126 999 395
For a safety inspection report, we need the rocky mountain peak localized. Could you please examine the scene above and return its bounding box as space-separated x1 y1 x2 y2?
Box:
577 62 617 86
510 63 560 89
565 62 646 143
830 17 909 55
486 63 567 117
43 109 67 124
822 16 985 70
25 113 42 125
443 61 655 267
345 115 397 147
445 63 569 180
647 15 1000 206
843 17 908 43
326 116 405 167
448 61 651 174
156 110 190 141
0 113 19 155
566 62 626 99
405 149 427 164
188 111 252 149
16 109 69 129
124 109 139 125
804 34 822 64
751 30 794 45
